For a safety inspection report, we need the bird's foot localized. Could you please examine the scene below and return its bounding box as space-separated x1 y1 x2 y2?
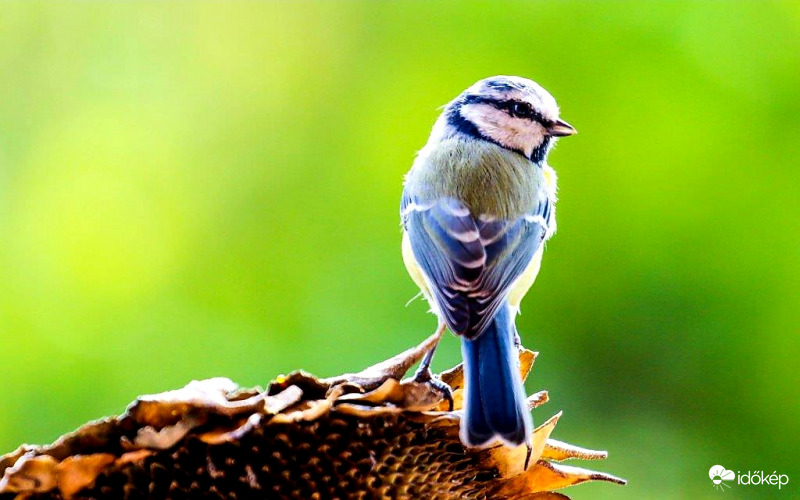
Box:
413 366 454 411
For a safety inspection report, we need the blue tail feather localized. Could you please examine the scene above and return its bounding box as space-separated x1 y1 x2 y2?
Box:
460 303 532 447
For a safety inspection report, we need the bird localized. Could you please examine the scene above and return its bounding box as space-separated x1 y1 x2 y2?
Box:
400 75 576 451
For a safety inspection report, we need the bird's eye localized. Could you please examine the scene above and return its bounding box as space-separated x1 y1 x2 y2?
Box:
510 102 533 119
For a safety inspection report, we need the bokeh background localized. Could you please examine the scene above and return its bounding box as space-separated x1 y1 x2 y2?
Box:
1 2 798 498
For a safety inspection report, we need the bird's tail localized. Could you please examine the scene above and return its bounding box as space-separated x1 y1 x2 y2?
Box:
460 302 532 447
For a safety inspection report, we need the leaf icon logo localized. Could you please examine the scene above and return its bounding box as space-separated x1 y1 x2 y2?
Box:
709 465 735 491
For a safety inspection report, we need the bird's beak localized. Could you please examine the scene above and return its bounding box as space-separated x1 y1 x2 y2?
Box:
547 119 577 137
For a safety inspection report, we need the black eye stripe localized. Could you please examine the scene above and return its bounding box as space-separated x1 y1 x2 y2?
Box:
461 95 550 126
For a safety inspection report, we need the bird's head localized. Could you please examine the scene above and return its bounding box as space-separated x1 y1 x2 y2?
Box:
432 75 576 163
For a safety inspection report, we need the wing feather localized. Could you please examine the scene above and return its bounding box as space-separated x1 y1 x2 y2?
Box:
402 190 550 338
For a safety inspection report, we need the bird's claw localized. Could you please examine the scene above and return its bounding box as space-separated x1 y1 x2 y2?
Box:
413 367 454 411
524 442 533 470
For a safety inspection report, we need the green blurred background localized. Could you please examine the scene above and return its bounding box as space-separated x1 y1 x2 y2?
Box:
1 2 798 498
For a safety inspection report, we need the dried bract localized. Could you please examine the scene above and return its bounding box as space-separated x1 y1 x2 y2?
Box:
0 332 625 499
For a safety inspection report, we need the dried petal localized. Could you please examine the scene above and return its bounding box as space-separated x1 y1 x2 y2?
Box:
55 454 115 499
133 415 204 450
488 412 561 477
198 414 263 445
0 453 57 494
505 460 627 494
542 439 608 462
321 328 445 391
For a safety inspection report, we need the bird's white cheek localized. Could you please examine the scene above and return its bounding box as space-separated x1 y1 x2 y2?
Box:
525 123 548 150
493 118 545 157
461 105 545 157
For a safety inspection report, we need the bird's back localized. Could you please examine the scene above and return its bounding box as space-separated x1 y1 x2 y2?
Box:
405 137 545 220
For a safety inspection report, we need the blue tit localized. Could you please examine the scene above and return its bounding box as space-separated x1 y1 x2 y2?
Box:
401 76 576 449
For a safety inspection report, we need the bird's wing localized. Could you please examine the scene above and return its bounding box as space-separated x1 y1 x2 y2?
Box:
402 191 551 339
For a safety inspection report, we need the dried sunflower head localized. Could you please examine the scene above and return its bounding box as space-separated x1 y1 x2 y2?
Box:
0 332 625 499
